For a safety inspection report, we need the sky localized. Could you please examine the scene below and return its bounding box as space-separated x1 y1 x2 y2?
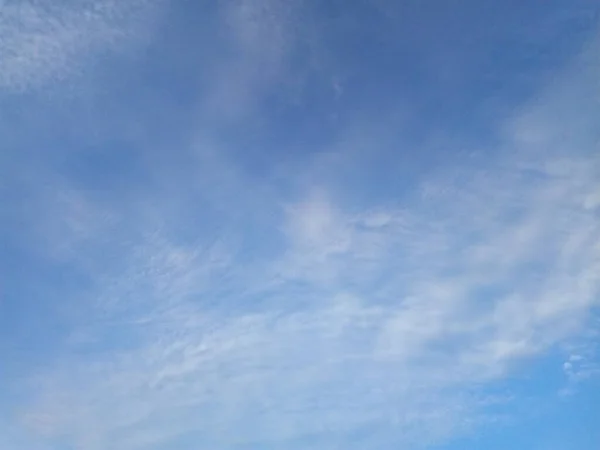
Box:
1 1 600 449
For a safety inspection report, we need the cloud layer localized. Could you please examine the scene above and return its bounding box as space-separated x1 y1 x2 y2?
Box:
1 2 599 450
0 0 162 91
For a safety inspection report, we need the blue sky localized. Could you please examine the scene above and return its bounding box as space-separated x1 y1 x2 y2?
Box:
1 1 600 449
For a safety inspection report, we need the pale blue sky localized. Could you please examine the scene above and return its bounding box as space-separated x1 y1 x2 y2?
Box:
1 1 599 449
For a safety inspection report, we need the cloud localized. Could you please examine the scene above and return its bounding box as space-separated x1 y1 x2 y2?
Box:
199 0 309 123
16 95 600 450
3 6 600 450
559 325 600 396
0 0 162 92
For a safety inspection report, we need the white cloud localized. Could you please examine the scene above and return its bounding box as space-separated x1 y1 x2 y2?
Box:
17 119 600 449
0 0 162 91
4 8 600 450
559 326 600 396
200 0 308 122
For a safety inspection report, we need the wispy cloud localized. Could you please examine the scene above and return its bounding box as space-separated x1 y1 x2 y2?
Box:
0 0 162 92
2 3 599 450
15 49 600 450
198 0 310 123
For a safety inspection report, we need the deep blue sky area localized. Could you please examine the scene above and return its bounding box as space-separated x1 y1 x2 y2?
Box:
1 1 599 449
